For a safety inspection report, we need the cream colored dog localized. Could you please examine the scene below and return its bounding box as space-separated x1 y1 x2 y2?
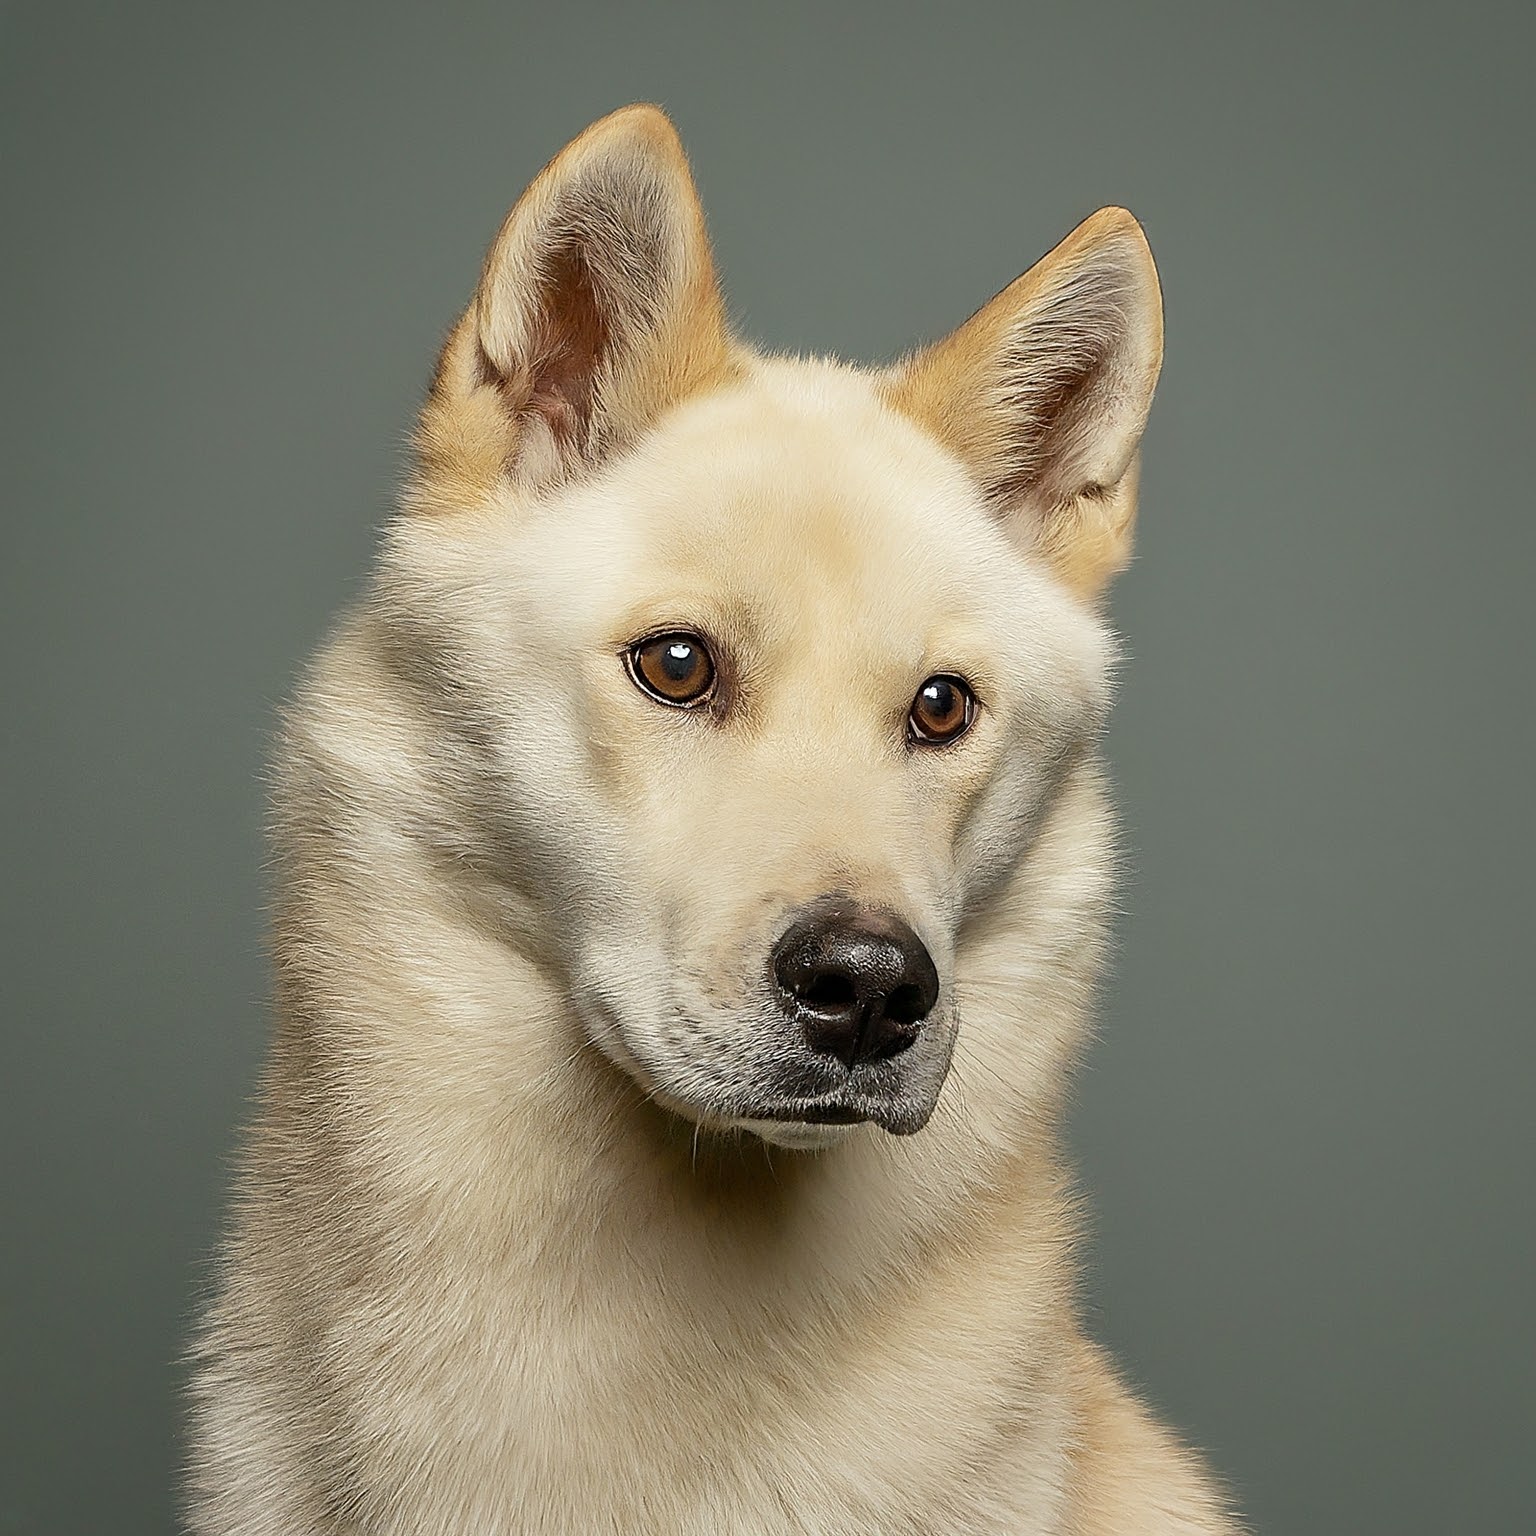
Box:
187 105 1240 1534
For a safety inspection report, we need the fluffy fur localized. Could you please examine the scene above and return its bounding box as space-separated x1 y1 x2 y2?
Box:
186 105 1240 1534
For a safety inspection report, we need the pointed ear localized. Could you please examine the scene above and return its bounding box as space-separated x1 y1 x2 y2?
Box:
411 105 734 512
882 208 1163 598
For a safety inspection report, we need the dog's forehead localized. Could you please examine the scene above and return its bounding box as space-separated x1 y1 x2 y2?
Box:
588 360 1017 620
502 357 1102 689
644 361 977 537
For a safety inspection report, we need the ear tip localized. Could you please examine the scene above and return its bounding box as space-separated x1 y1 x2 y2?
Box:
1077 206 1153 260
1085 204 1142 231
580 102 686 158
1073 206 1161 308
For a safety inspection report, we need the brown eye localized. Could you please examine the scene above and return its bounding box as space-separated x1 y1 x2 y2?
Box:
908 674 975 746
627 633 716 707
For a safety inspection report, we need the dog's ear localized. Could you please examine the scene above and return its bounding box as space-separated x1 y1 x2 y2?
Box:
882 208 1163 598
411 105 733 512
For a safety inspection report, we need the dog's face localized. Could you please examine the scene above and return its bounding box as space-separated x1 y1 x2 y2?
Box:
381 107 1161 1146
472 372 1114 1144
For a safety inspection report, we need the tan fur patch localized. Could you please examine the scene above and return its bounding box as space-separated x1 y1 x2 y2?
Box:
409 105 741 517
883 205 1163 600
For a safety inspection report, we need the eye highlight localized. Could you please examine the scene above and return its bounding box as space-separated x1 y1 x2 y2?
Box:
908 674 976 746
626 633 716 708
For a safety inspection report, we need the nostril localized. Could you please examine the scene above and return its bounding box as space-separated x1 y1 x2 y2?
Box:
796 970 858 1013
884 982 928 1028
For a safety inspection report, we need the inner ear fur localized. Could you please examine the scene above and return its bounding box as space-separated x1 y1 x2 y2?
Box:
410 104 736 515
882 207 1163 598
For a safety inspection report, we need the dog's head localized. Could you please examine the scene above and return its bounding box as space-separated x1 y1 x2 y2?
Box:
377 106 1161 1147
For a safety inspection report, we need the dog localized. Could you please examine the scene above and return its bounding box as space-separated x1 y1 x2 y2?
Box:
186 104 1240 1534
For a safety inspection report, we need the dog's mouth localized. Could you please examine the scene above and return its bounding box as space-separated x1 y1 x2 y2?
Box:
739 1080 941 1138
722 1082 941 1149
644 1072 944 1146
766 1101 868 1126
732 1114 863 1151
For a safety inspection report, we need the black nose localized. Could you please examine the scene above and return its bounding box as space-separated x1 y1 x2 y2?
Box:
770 903 941 1069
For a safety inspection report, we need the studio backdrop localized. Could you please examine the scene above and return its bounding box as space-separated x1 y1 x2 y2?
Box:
2 3 1532 1533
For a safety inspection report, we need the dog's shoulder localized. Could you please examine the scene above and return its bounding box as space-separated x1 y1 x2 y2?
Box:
1061 1341 1244 1535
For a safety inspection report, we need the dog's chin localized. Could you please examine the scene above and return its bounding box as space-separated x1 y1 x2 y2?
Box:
645 1077 944 1148
640 1082 864 1150
734 1117 862 1151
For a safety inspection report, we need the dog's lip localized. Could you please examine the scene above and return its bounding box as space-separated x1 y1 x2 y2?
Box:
760 1101 870 1127
749 1089 935 1136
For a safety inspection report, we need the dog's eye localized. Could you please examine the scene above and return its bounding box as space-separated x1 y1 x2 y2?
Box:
908 675 975 746
627 633 716 707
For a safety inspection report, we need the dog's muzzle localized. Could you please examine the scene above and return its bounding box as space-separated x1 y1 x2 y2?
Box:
742 898 952 1137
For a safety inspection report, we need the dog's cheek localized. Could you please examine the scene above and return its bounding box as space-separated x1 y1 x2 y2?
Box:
946 753 1049 921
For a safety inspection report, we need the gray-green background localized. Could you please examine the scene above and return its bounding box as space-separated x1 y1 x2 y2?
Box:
3 3 1532 1531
